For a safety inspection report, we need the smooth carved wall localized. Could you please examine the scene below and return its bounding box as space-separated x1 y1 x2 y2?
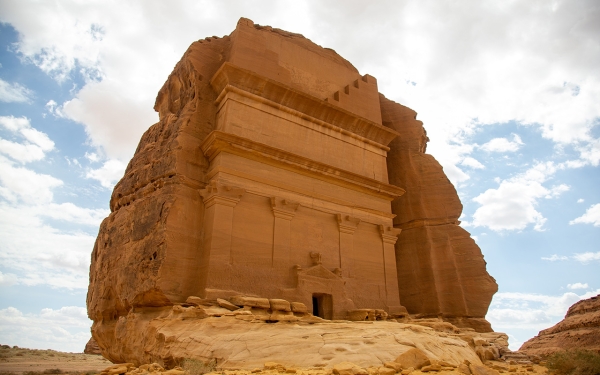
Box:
198 182 403 320
87 18 497 351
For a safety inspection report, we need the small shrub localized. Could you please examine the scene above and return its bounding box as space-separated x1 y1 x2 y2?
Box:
182 358 216 375
43 369 63 374
546 349 600 375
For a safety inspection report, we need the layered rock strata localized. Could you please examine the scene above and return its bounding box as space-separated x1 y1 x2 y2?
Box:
519 294 600 356
87 17 497 365
90 295 510 368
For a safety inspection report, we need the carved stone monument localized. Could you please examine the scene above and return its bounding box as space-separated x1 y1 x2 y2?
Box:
87 18 498 362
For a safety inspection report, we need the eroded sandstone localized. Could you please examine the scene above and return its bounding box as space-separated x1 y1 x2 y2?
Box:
519 294 600 357
87 17 498 366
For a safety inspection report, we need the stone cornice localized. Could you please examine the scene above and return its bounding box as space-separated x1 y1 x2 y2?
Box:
201 130 406 200
210 62 400 147
379 225 402 244
199 180 245 208
271 197 299 220
337 214 361 234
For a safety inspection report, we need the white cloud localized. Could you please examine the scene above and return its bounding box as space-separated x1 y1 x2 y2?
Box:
461 156 485 169
570 203 600 227
0 271 18 286
577 198 584 203
471 162 568 231
0 1 597 180
487 289 600 349
480 134 524 153
0 156 63 204
0 116 55 163
0 78 33 103
0 306 91 352
542 254 569 262
0 115 30 132
0 130 108 289
84 152 99 163
572 251 600 264
86 159 126 189
567 283 589 290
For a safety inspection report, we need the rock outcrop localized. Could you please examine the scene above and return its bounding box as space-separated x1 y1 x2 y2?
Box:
84 337 102 355
87 17 497 366
381 97 498 332
519 294 600 356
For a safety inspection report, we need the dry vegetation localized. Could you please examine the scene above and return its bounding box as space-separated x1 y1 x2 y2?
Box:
545 349 600 375
0 345 110 375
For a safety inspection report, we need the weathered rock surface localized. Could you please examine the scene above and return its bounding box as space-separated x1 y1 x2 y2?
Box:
87 17 498 366
94 311 484 369
84 337 102 355
519 294 600 356
381 98 498 332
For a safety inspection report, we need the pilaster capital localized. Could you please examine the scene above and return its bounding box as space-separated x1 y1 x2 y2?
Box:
200 181 245 208
271 197 299 220
379 225 402 244
337 214 361 234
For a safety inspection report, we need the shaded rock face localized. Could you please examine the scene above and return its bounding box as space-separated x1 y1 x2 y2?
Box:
87 17 497 364
380 99 498 331
84 337 102 355
520 294 600 356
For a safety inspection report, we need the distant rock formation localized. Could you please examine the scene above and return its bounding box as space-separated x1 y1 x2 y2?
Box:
84 337 102 355
520 294 600 356
86 17 498 366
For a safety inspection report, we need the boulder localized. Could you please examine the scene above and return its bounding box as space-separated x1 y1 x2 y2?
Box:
394 348 431 369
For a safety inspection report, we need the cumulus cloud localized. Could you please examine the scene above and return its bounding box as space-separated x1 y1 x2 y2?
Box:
0 116 55 163
86 159 126 188
0 78 33 103
461 157 485 169
471 162 569 231
567 283 589 290
572 251 600 264
480 134 524 153
570 203 600 227
0 306 91 352
487 289 600 349
0 0 598 181
0 119 109 289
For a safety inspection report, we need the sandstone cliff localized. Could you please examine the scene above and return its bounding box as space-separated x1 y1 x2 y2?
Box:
519 294 600 356
87 18 498 366
381 98 497 332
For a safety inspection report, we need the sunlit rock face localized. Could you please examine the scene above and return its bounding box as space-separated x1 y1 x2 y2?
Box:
86 17 497 364
520 294 600 357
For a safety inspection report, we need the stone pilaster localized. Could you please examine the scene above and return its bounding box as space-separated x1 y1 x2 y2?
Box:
200 181 245 267
271 197 299 268
379 225 402 309
337 214 361 277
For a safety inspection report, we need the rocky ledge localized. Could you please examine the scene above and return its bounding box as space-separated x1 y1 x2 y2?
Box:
519 294 600 357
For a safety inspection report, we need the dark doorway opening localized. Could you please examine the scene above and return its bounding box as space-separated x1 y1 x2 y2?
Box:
311 293 333 319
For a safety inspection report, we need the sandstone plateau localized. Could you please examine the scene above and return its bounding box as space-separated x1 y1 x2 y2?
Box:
87 18 499 368
520 294 600 357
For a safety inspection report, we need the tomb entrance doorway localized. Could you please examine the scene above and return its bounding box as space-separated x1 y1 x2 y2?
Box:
312 293 333 319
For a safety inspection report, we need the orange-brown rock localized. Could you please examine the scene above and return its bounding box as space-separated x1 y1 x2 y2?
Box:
519 294 600 357
381 98 497 331
84 337 102 355
86 17 497 365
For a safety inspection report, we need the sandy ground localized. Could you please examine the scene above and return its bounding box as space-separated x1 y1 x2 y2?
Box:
0 345 112 374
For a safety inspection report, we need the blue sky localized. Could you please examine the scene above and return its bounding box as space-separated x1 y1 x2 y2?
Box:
0 1 598 352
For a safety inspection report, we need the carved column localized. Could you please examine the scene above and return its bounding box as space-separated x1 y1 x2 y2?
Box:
200 181 245 269
379 225 403 309
337 214 361 277
271 197 299 268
